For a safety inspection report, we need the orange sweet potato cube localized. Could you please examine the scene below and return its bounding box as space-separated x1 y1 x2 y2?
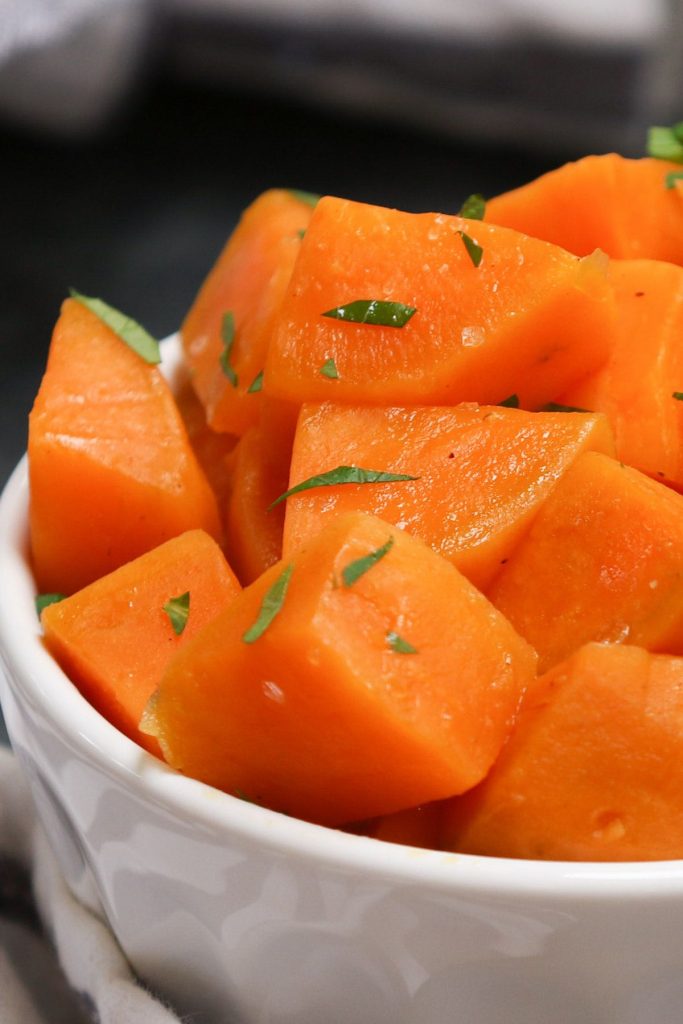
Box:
442 643 683 861
151 513 536 826
41 530 241 756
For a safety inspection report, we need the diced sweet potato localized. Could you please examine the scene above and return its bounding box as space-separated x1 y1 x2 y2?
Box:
151 513 536 826
29 299 222 594
182 190 314 435
41 530 241 756
487 154 683 263
442 643 683 861
489 451 683 670
264 196 616 409
283 403 614 591
560 259 683 488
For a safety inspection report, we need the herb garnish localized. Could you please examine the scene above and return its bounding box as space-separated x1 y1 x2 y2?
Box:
219 311 238 387
35 593 66 616
247 370 264 393
666 172 683 190
322 300 416 328
289 189 320 208
386 631 418 654
342 537 394 588
499 394 520 408
268 466 419 509
673 392 683 401
319 358 339 379
458 194 486 220
163 592 190 636
457 231 483 268
69 290 161 365
647 123 683 163
541 402 590 414
242 565 293 643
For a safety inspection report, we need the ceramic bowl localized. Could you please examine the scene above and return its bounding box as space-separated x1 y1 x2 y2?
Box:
2 341 683 1024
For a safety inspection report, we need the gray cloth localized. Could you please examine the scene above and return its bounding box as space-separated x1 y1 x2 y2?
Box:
0 747 182 1024
0 0 681 148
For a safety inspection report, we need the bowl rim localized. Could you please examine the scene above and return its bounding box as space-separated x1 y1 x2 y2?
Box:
4 336 683 901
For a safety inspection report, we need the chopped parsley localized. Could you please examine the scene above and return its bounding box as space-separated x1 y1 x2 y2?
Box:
35 593 66 616
673 392 683 401
219 311 238 387
499 394 520 408
342 537 394 588
242 565 293 643
163 592 190 636
541 402 590 414
647 123 683 163
268 465 419 509
288 189 320 207
458 193 486 220
386 631 418 654
69 290 161 365
457 231 483 268
666 171 683 190
319 358 339 379
322 299 416 328
247 370 264 393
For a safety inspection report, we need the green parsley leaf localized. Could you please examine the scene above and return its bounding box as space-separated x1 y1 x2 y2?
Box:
647 124 683 163
288 189 320 208
163 592 190 636
242 565 293 643
234 788 259 804
268 465 419 509
35 593 66 616
541 402 590 414
673 392 683 401
457 231 483 268
458 193 486 220
499 394 520 408
219 311 238 387
247 370 264 393
319 358 339 379
322 300 416 328
666 171 683 189
342 537 394 588
297 229 306 240
69 290 161 364
386 631 418 654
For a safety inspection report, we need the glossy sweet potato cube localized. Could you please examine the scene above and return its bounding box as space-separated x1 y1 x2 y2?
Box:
442 643 683 861
151 513 536 826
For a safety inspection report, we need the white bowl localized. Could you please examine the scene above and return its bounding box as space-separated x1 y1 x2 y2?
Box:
2 339 683 1023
